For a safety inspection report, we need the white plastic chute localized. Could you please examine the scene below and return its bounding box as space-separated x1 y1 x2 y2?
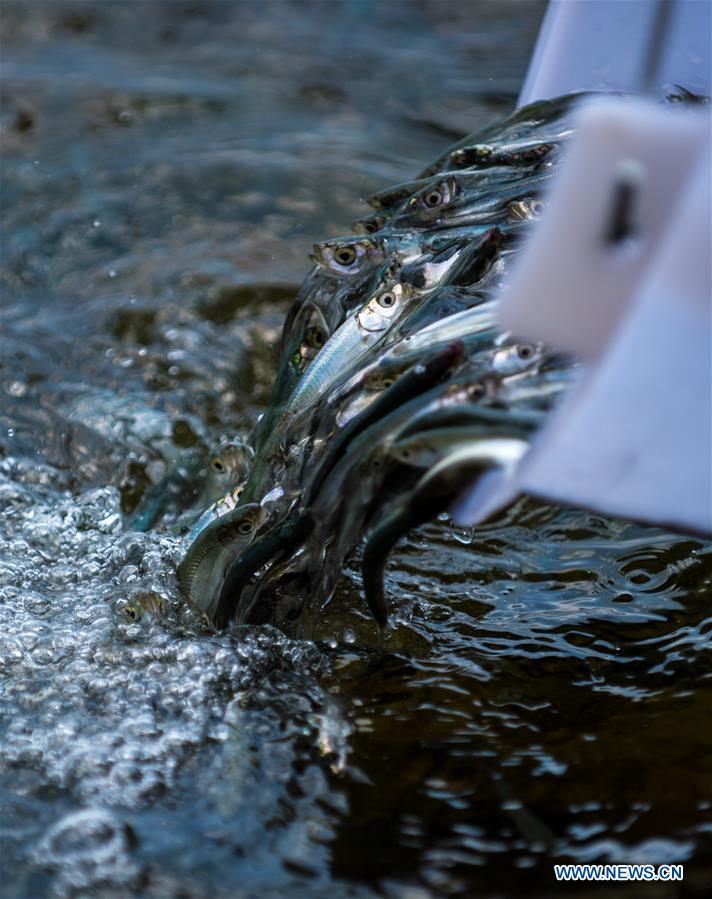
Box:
507 137 711 535
519 0 711 104
497 98 708 360
454 0 712 535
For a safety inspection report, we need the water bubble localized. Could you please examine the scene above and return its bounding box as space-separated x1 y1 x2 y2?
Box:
33 808 141 896
451 523 475 544
6 380 27 397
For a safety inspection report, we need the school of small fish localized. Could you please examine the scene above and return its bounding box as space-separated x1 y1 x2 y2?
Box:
176 94 583 630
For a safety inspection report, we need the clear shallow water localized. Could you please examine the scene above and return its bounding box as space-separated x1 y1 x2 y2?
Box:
1 2 711 897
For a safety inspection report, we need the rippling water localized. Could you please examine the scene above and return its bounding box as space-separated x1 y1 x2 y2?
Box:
2 2 711 897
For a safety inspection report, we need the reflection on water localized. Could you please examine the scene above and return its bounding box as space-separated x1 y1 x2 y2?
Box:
1 2 711 897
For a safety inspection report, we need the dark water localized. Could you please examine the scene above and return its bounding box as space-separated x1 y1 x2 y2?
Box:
1 2 711 897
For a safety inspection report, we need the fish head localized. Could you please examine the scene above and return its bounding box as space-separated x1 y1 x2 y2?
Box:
506 143 555 167
389 435 438 469
508 198 545 221
209 503 267 549
491 342 545 376
227 503 268 541
176 502 269 619
310 238 383 276
451 142 554 170
408 175 460 214
363 368 399 392
450 144 495 168
466 373 502 403
207 443 253 492
366 176 431 210
356 282 412 333
351 212 388 235
288 303 331 375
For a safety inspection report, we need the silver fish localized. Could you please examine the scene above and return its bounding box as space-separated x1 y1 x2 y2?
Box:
390 426 530 469
390 173 554 230
201 442 252 502
507 198 546 221
388 301 499 362
284 281 415 416
177 503 267 621
310 233 425 278
418 93 579 177
182 480 245 544
491 341 546 376
362 437 530 626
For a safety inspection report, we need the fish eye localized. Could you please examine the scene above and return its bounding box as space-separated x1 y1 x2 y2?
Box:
211 458 226 473
524 145 550 163
423 188 443 208
235 485 243 497
518 344 535 359
334 246 358 266
306 325 326 348
400 448 411 459
469 383 486 400
382 377 395 388
124 605 138 621
238 520 255 535
530 200 544 217
377 291 397 308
